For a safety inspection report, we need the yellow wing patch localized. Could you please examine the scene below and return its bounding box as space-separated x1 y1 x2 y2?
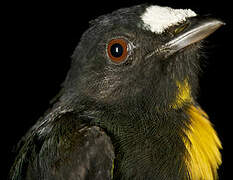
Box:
183 105 222 180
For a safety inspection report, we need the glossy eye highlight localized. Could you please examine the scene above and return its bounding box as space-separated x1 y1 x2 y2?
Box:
107 38 128 63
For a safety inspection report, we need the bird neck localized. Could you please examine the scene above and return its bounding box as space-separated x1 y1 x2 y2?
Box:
85 101 222 179
87 102 190 179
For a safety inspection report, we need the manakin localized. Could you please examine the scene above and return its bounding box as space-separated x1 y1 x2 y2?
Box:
9 4 224 180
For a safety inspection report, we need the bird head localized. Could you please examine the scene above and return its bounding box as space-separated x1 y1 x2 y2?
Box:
63 4 224 110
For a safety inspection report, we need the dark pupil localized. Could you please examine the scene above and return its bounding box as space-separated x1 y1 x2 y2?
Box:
110 43 124 58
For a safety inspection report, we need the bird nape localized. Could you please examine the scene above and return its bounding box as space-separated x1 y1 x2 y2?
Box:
9 4 224 180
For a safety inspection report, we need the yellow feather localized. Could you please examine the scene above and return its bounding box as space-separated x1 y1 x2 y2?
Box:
183 105 222 180
172 80 192 109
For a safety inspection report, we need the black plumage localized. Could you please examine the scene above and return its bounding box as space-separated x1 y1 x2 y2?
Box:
9 4 223 180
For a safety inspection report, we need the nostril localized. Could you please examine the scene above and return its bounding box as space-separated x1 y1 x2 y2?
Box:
174 22 190 35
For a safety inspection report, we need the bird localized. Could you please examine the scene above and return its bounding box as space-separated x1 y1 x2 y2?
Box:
9 4 224 180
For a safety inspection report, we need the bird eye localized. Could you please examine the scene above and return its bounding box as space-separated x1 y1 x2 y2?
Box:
107 38 128 63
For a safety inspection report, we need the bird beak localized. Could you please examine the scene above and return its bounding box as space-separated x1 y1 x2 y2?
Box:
162 17 225 57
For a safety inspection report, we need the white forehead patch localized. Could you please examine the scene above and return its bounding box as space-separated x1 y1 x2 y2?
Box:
141 5 197 34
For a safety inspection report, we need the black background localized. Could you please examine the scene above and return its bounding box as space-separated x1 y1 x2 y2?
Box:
2 0 232 179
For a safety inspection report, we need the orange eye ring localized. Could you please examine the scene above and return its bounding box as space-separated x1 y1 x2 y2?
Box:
107 38 128 63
